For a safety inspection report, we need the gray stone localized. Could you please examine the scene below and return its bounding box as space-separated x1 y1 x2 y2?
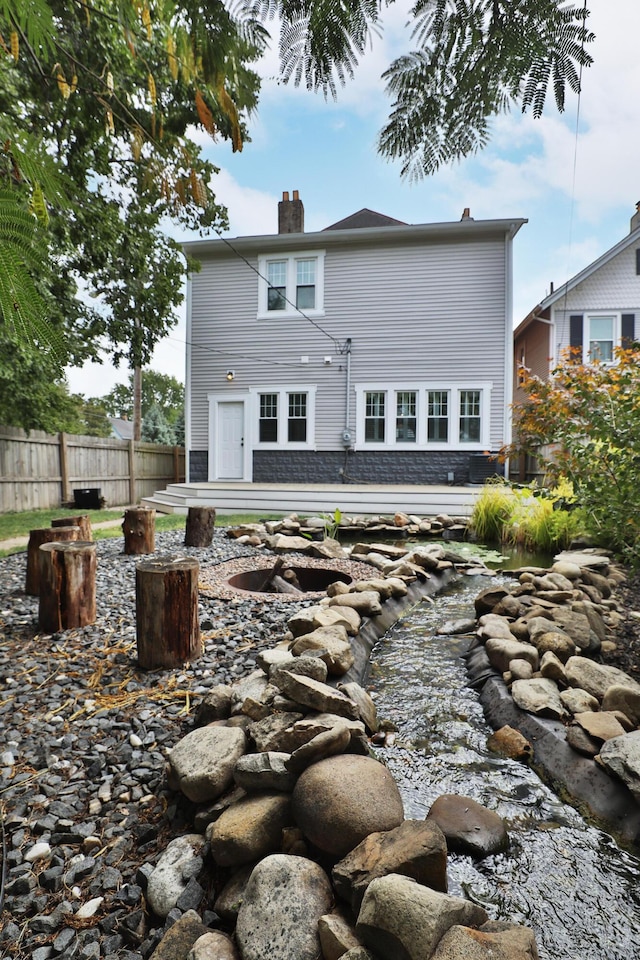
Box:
431 922 540 959
565 657 640 702
247 712 304 753
539 650 566 682
285 724 352 775
233 752 296 792
270 654 328 687
356 875 488 960
235 855 333 960
560 687 600 715
214 864 254 921
273 672 360 719
485 639 539 674
186 931 239 960
328 591 383 616
599 731 640 801
602 684 640 726
511 678 568 720
337 681 378 734
292 755 404 858
193 685 234 726
477 614 518 642
318 912 364 960
168 725 246 803
147 835 206 919
288 626 355 676
508 659 533 681
149 910 210 960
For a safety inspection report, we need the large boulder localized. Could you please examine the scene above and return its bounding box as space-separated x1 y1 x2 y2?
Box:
332 820 447 912
356 875 488 960
235 855 333 960
167 725 246 803
292 755 404 857
207 793 292 867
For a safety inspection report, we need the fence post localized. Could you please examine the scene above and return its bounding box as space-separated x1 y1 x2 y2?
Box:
128 438 136 505
58 432 71 505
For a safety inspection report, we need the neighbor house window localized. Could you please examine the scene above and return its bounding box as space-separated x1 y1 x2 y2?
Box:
588 315 614 362
459 390 481 442
395 391 416 441
259 393 278 442
365 391 386 441
258 252 325 318
288 392 307 441
427 390 449 442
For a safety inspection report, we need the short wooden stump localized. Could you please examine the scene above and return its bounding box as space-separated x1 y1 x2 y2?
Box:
52 514 92 540
26 526 81 596
38 541 97 632
135 555 201 669
122 507 156 555
184 506 216 548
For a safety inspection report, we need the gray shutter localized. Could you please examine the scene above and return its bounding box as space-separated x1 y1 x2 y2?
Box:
636 249 640 275
621 313 635 347
569 315 583 352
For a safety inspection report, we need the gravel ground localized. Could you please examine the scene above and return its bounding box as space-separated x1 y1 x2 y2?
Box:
600 570 640 678
0 530 323 960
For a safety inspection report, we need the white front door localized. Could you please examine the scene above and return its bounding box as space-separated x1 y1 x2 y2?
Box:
217 401 245 479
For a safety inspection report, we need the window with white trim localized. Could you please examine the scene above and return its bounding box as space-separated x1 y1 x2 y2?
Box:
258 251 325 318
365 391 386 442
253 386 316 448
355 382 491 449
587 315 615 362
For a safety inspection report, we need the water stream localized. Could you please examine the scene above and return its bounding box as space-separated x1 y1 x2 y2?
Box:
367 575 640 960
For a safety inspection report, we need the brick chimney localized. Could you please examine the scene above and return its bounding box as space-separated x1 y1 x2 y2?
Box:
278 190 304 234
631 201 640 233
460 207 473 221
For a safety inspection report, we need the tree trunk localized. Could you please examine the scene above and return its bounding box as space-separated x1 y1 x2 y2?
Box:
184 506 216 547
38 541 97 632
52 515 92 540
133 364 142 442
135 556 201 669
26 526 80 596
122 507 155 555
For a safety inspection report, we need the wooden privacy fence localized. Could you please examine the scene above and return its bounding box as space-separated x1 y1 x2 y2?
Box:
0 425 185 513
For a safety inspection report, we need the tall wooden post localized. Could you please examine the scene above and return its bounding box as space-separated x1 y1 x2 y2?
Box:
184 506 216 547
26 526 80 596
122 506 155 555
128 439 137 506
38 541 97 632
58 432 71 506
135 556 201 669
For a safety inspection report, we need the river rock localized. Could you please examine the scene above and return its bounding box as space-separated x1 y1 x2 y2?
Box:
539 650 566 682
150 910 210 960
599 731 640 802
337 681 378 733
167 726 246 803
486 726 533 762
328 591 383 616
533 630 575 663
247 713 304 752
310 538 348 559
356 875 489 960
565 657 640 702
509 659 534 681
146 835 206 919
233 752 296 792
431 921 540 959
235 854 333 960
427 795 508 858
559 687 599 715
511 678 568 720
292 755 404 857
289 625 355 675
318 912 364 960
193 685 234 726
474 585 510 616
485 639 539 674
267 534 312 552
286 723 352 774
270 654 328 686
332 820 447 912
602 684 640 727
273 672 360 719
311 604 362 635
566 723 600 758
477 614 519 642
574 711 628 742
187 931 239 960
353 578 405 601
207 793 292 867
551 560 582 580
214 864 254 921
549 608 597 653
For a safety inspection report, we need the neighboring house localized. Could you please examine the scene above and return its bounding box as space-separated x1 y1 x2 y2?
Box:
512 204 640 480
109 417 134 441
184 192 526 486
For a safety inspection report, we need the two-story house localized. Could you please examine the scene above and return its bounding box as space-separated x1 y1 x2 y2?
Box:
184 193 526 487
512 205 640 480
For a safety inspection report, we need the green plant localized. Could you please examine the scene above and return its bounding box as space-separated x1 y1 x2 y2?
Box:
470 480 585 552
323 508 342 540
469 480 515 543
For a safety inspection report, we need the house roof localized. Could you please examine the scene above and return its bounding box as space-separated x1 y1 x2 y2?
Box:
184 216 527 258
537 224 640 311
109 417 134 440
323 208 408 230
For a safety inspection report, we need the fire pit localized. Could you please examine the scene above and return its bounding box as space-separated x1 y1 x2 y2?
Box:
199 554 377 601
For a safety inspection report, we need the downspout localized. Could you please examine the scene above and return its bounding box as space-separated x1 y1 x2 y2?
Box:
344 338 352 437
503 232 514 480
184 271 192 483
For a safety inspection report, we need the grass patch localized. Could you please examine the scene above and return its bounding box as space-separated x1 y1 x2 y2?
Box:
0 508 287 557
469 480 584 553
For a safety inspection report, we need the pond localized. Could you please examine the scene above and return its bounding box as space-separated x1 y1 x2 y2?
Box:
367 575 640 960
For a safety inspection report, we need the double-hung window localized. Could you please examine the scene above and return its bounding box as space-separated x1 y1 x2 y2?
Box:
395 391 417 442
259 393 278 442
459 390 481 442
288 393 307 441
427 391 449 442
255 386 316 448
258 251 325 318
365 391 386 442
587 315 615 362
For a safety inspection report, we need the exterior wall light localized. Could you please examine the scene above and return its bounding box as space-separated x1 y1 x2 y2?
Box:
226 370 235 381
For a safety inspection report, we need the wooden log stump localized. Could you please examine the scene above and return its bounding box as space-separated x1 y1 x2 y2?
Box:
52 514 92 540
26 526 81 596
38 541 97 632
184 506 216 548
122 507 156 555
135 556 201 669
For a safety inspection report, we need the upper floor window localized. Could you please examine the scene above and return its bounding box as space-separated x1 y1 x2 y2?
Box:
588 315 615 362
258 251 325 318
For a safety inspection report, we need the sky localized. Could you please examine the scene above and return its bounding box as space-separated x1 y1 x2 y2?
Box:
66 0 640 398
